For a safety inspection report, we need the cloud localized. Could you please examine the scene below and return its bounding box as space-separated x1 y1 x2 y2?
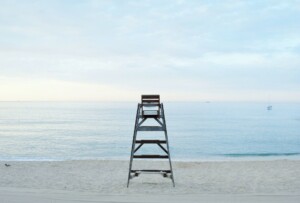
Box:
0 76 139 101
0 0 299 101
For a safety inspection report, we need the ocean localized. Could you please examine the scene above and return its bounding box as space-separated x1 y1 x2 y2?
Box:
0 102 299 161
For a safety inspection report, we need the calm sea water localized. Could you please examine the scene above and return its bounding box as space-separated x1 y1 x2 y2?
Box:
0 102 299 161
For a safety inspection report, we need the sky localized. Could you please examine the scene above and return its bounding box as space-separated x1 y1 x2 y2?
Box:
0 0 299 102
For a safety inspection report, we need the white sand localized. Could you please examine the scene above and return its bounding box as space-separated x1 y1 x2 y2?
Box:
1 160 300 202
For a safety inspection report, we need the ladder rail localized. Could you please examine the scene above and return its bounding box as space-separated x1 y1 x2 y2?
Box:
161 103 175 187
127 104 141 187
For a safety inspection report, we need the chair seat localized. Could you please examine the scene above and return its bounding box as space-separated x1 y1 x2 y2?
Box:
142 110 159 117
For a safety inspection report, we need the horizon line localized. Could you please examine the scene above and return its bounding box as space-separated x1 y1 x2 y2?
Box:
0 100 299 103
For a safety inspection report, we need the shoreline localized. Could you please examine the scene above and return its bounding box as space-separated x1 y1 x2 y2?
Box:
1 155 300 162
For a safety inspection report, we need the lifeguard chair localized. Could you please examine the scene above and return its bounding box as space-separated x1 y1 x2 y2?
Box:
127 95 175 187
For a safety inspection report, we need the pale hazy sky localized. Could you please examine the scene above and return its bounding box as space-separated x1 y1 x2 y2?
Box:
0 0 299 101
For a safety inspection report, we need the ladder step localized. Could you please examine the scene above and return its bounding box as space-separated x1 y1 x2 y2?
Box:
139 115 162 118
133 155 169 159
137 126 164 131
135 140 167 144
131 169 171 173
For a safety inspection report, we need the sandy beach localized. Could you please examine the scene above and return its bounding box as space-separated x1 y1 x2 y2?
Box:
1 160 300 202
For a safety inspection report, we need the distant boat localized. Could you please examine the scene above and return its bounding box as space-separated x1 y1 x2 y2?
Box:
267 105 272 110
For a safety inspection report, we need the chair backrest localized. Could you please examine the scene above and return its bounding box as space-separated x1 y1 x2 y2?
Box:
141 95 160 106
141 95 160 117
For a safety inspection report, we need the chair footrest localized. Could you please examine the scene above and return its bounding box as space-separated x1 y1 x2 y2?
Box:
133 155 169 159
